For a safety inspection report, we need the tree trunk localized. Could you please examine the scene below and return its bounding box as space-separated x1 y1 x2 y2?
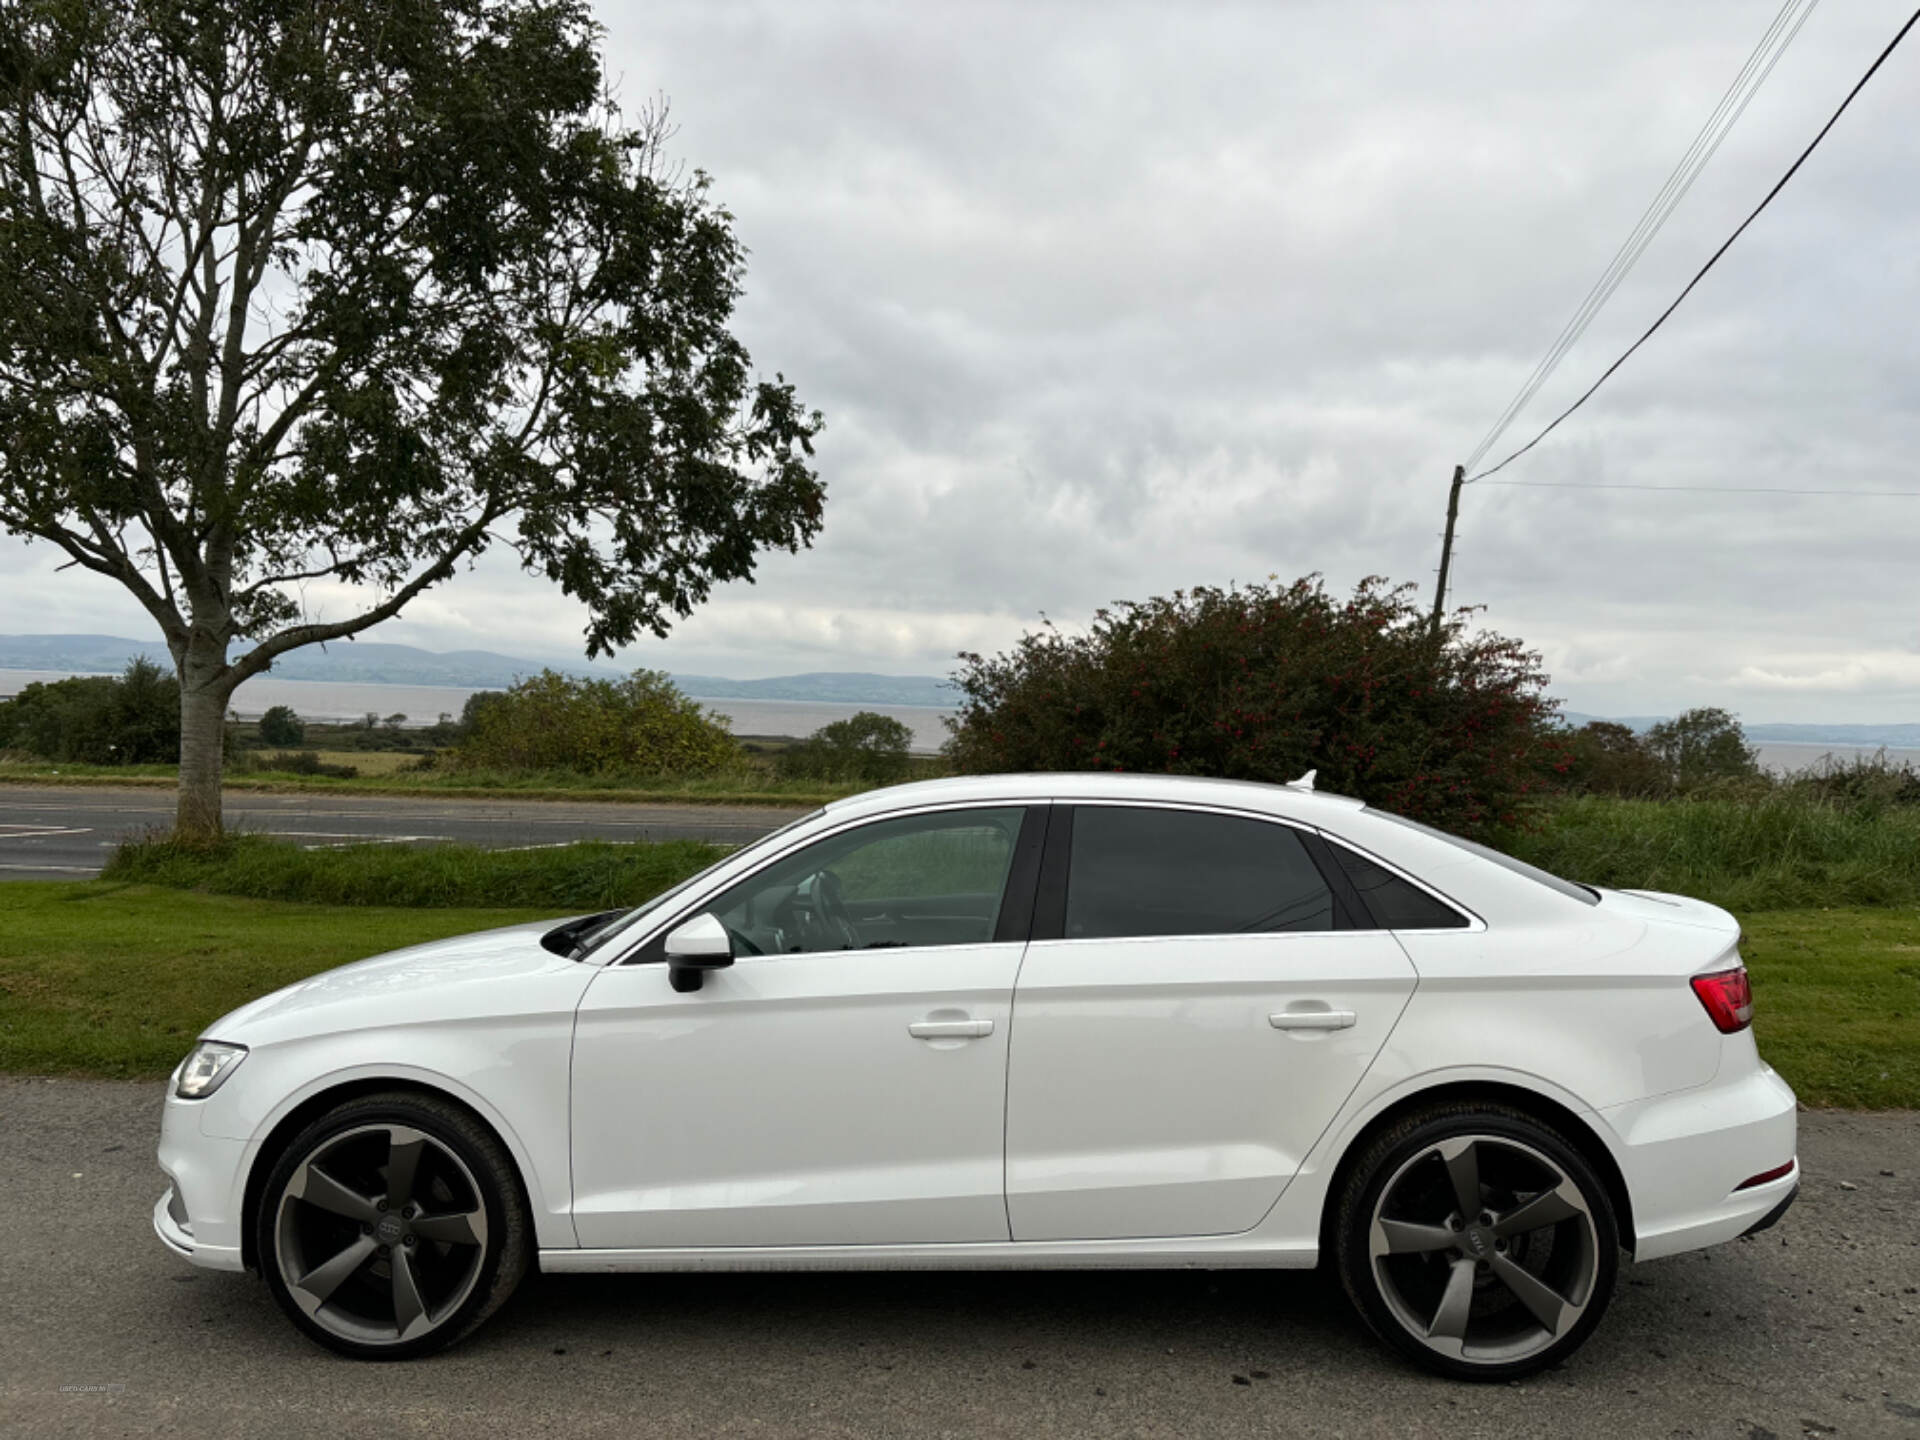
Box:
176 641 232 841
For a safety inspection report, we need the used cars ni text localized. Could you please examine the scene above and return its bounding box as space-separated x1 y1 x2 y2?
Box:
155 772 1796 1379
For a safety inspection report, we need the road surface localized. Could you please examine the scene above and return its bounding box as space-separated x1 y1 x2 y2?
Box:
0 786 807 879
1 1080 1916 1438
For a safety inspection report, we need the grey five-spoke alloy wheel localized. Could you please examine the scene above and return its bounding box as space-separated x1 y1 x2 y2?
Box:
257 1092 529 1359
1335 1103 1619 1380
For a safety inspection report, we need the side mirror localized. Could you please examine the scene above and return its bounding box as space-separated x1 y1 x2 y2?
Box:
664 913 734 993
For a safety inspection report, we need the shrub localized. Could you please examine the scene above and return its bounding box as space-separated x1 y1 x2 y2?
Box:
1643 707 1758 789
776 711 914 784
242 750 358 779
104 833 728 910
946 577 1561 838
0 657 180 763
448 669 739 776
257 705 306 747
1557 720 1670 797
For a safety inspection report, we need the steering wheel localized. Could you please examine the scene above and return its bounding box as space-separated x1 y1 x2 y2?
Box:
799 869 861 951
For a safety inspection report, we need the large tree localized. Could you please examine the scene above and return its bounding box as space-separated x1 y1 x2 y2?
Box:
0 0 824 835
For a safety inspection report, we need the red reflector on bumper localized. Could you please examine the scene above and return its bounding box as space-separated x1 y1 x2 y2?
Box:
1735 1158 1796 1191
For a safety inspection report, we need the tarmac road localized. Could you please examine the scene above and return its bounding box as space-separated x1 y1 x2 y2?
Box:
0 786 807 879
1 1079 1916 1439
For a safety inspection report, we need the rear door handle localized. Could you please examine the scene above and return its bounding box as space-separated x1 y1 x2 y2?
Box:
1269 1009 1356 1031
908 1018 994 1039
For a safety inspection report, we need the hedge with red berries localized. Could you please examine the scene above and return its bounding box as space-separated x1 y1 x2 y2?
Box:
944 577 1563 839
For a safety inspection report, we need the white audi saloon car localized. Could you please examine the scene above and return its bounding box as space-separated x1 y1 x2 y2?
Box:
154 773 1798 1379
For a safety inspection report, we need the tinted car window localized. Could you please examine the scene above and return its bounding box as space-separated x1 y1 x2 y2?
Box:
703 807 1026 954
1065 806 1334 939
1327 842 1470 929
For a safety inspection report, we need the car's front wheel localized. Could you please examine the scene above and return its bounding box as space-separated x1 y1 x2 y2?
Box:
1334 1101 1619 1381
257 1091 529 1359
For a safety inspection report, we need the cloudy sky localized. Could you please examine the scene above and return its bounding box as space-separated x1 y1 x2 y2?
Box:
7 0 1919 721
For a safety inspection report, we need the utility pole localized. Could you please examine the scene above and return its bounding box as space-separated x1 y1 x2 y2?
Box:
1429 464 1465 642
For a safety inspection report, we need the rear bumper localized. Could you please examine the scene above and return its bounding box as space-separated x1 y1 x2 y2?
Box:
1600 1059 1799 1262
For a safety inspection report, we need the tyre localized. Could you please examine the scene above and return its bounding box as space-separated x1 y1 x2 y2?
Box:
1333 1101 1619 1381
256 1091 530 1359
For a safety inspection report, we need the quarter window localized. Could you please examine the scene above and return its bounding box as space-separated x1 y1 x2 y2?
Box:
1064 806 1335 939
702 807 1027 955
1326 842 1470 930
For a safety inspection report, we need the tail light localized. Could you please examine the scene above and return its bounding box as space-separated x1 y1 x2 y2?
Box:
1691 966 1754 1034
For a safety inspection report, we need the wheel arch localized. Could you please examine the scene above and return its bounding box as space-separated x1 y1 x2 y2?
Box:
1314 1079 1636 1260
238 1076 539 1274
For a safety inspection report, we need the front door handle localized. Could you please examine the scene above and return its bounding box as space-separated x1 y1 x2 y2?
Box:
908 1018 994 1039
1269 1009 1356 1031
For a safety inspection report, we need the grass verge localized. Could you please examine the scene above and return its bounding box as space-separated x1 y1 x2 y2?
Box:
104 833 728 910
0 883 553 1077
1 881 1912 1105
0 759 864 807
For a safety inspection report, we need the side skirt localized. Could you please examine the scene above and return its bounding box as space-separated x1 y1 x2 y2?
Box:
540 1236 1320 1274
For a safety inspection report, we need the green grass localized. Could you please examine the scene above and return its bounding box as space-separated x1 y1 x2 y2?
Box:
1 881 1911 1104
1741 908 1920 1109
0 757 866 807
1504 792 1920 912
0 883 553 1077
104 833 729 910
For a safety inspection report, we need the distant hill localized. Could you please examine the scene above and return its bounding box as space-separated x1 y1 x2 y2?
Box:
0 634 956 709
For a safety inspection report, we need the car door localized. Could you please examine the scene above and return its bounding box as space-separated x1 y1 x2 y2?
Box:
1003 803 1419 1242
570 803 1045 1250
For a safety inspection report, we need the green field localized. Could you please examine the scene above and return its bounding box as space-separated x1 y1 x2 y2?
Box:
1 881 1912 1107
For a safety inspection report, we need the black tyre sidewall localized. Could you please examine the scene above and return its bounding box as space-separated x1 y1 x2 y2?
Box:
255 1092 527 1361
1336 1104 1620 1382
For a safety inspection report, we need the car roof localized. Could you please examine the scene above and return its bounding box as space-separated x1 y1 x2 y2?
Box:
823 772 1367 825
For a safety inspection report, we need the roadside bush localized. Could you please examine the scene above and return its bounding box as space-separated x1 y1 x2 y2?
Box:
105 834 728 910
1643 707 1758 789
946 577 1561 838
236 750 359 779
1556 720 1670 797
776 711 914 784
448 669 740 776
257 705 306 747
0 657 179 763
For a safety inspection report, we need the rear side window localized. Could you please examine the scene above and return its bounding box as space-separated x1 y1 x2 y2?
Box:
1065 806 1335 939
1327 842 1470 930
1363 809 1599 905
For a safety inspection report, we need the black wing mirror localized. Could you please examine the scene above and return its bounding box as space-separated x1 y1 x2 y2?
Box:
664 914 734 992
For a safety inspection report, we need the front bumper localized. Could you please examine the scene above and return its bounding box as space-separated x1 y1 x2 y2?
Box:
154 1093 250 1272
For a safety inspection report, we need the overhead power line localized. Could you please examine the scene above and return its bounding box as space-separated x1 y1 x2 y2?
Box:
1461 0 1821 475
1477 480 1920 497
1468 2 1920 484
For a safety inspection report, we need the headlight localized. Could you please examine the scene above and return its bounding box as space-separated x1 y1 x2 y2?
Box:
174 1041 248 1099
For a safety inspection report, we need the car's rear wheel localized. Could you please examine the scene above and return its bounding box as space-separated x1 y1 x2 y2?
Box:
257 1091 529 1359
1334 1102 1619 1381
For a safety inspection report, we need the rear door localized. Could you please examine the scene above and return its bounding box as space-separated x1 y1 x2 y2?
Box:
1003 803 1418 1241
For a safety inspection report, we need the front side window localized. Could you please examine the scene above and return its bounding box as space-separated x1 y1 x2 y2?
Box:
1064 806 1335 939
702 807 1028 955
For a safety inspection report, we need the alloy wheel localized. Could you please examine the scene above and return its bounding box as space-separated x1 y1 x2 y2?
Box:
273 1123 491 1347
1366 1132 1600 1366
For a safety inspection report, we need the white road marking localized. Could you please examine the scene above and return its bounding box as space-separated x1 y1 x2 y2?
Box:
0 862 102 873
0 825 93 839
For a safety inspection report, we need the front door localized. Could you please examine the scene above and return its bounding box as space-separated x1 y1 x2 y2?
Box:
1004 803 1418 1241
571 804 1042 1249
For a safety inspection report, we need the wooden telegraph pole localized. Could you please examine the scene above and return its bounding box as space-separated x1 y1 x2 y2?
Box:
1429 464 1465 643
